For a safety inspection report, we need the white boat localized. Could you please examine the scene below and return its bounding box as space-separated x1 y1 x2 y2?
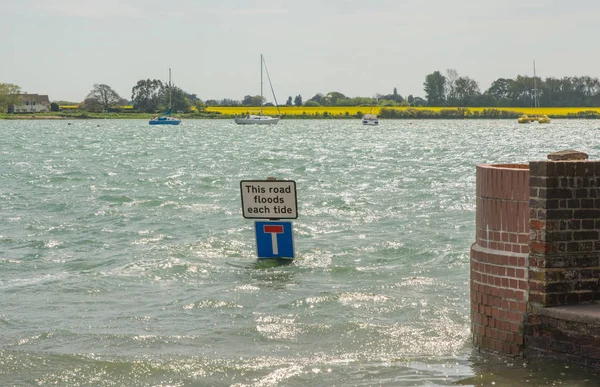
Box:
149 68 181 126
362 113 379 125
234 115 280 125
235 54 280 125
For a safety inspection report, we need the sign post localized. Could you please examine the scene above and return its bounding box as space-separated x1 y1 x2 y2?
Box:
240 179 298 260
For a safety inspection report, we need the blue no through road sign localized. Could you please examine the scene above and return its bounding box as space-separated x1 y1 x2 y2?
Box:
254 221 294 259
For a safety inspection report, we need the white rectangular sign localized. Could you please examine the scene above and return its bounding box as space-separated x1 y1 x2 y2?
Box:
240 180 297 219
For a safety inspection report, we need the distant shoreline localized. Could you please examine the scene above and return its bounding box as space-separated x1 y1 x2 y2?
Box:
2 106 600 120
2 115 67 120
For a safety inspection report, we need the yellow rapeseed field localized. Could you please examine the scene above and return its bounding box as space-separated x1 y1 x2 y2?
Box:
205 106 600 117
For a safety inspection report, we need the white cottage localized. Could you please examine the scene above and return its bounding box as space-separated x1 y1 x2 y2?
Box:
10 94 51 113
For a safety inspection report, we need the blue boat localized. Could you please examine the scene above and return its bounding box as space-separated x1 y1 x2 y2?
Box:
149 69 181 126
149 108 181 125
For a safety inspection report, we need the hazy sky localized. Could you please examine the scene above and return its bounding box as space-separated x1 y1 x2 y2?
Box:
2 0 598 103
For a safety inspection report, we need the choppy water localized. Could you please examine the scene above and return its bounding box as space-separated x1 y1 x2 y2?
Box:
1 119 599 386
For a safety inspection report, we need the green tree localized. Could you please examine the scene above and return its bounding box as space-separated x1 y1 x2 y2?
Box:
0 83 21 113
50 102 59 112
485 78 512 103
166 86 192 113
378 99 398 106
220 98 240 106
306 93 324 105
294 95 303 106
351 97 378 105
412 96 427 106
454 76 480 106
286 96 293 106
80 98 103 112
193 99 205 113
86 84 122 111
242 95 264 106
132 79 164 113
581 76 600 106
507 75 535 107
378 88 403 104
407 95 414 105
324 91 346 105
423 71 446 106
445 69 459 106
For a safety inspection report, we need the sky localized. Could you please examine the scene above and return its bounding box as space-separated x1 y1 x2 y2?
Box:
2 0 599 104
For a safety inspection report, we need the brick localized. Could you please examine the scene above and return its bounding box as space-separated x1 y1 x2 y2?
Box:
530 242 550 253
574 209 600 219
533 187 545 199
581 198 595 208
530 176 547 188
545 282 573 293
574 280 599 292
582 219 594 229
575 189 590 199
530 219 545 230
546 209 575 220
529 161 547 177
547 189 575 199
573 231 599 240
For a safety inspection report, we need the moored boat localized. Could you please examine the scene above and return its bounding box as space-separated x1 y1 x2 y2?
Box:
149 69 181 126
235 114 280 125
235 54 280 125
362 114 379 125
149 111 181 125
517 114 551 124
537 114 551 123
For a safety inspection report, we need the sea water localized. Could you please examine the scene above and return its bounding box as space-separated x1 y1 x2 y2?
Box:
1 119 599 386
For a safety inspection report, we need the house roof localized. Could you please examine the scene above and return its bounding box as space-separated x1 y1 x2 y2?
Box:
19 94 50 104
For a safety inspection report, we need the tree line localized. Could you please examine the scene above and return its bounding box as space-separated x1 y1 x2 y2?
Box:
2 69 600 114
423 69 600 108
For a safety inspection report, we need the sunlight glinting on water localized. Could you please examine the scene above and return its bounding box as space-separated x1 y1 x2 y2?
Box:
1 119 600 385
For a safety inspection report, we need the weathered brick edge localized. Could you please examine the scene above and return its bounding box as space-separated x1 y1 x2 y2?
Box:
472 159 600 371
471 164 530 356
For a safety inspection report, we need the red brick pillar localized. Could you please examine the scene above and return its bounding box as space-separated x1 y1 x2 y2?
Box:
471 164 530 356
528 151 600 307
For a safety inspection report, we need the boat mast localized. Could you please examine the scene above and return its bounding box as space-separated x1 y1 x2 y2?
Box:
169 68 172 110
260 54 263 116
533 61 540 108
262 55 281 117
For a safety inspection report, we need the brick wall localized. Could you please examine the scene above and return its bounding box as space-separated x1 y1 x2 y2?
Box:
528 160 600 307
471 164 530 355
472 156 600 369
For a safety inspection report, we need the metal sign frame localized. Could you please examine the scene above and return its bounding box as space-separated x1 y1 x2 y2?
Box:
240 180 298 219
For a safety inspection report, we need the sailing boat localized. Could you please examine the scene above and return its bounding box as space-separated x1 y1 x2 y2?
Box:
149 68 181 125
517 60 551 124
235 54 280 125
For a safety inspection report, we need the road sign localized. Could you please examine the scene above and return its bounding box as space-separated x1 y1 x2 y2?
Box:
254 221 294 259
240 180 297 219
